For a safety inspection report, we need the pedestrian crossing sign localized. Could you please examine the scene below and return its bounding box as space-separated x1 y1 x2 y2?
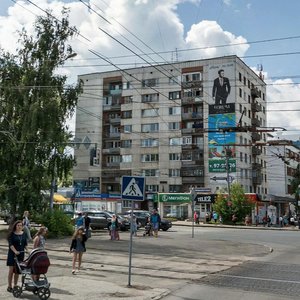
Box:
121 176 145 201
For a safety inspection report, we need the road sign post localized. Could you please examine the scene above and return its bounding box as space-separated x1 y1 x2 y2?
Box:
121 176 145 287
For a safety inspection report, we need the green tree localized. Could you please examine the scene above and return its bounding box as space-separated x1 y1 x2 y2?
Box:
213 183 254 223
0 8 81 215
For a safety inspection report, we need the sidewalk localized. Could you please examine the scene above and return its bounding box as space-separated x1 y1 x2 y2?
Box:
172 219 300 230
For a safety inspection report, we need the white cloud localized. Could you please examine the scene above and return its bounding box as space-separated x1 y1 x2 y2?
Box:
185 20 249 59
266 78 300 134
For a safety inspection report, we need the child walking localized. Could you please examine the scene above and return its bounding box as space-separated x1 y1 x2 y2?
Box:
70 227 87 274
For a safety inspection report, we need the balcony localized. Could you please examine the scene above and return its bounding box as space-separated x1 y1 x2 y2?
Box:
252 163 262 170
251 102 262 112
102 148 120 154
251 132 261 141
182 112 203 120
251 87 260 98
181 128 195 134
181 80 202 89
252 146 261 156
251 117 261 127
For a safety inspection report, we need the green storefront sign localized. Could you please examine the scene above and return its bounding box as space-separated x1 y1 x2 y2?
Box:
208 158 236 172
156 193 191 203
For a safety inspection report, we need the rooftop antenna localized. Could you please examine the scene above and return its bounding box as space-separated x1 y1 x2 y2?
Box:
258 64 264 80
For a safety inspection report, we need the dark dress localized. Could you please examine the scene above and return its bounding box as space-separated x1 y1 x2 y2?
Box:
7 232 27 266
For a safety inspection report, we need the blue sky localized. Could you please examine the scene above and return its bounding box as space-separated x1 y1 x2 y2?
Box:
1 0 300 136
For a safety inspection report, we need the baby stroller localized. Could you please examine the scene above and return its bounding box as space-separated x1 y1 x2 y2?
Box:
13 248 51 300
143 222 152 237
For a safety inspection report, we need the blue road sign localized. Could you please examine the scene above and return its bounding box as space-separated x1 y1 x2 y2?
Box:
122 176 145 201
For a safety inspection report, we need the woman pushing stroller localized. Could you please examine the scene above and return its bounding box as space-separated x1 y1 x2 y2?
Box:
6 220 28 293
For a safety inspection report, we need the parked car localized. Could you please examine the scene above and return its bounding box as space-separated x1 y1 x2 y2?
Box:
159 219 172 231
86 211 130 231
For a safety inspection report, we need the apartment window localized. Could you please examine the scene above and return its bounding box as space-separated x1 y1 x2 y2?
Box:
142 108 159 117
169 91 181 100
122 81 132 90
169 122 181 130
182 136 192 145
243 76 246 86
122 110 132 119
121 140 132 148
240 152 243 162
122 155 132 163
146 185 159 192
169 185 181 193
195 136 204 149
169 137 181 146
104 96 112 105
182 72 201 82
110 125 119 133
169 169 180 177
169 76 181 85
169 106 181 115
107 155 120 163
245 153 248 163
141 123 159 132
142 169 159 177
185 122 194 129
142 93 159 103
109 112 120 119
239 72 242 82
169 153 181 161
141 154 159 162
142 78 159 87
182 152 192 161
106 141 120 148
141 138 158 147
239 88 242 98
182 168 203 176
123 95 133 104
239 104 243 113
248 80 250 88
124 125 132 133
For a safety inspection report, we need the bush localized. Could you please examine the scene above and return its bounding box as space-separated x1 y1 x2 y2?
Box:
38 210 74 238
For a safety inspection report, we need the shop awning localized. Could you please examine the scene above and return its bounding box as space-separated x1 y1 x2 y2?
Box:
53 193 68 203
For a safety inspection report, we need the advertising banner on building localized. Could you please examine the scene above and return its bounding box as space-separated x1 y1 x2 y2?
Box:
207 62 236 182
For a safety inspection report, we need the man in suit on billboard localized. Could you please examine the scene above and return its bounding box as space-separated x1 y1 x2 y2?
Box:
212 69 231 105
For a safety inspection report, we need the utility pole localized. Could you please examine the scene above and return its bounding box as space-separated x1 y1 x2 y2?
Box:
225 148 232 197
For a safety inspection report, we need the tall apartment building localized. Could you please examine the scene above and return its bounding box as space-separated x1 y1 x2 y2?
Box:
73 55 267 213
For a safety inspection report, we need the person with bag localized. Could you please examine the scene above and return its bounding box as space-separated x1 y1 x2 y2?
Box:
22 211 32 243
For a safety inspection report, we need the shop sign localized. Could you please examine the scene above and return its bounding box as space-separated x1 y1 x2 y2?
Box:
194 194 217 204
158 193 191 203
